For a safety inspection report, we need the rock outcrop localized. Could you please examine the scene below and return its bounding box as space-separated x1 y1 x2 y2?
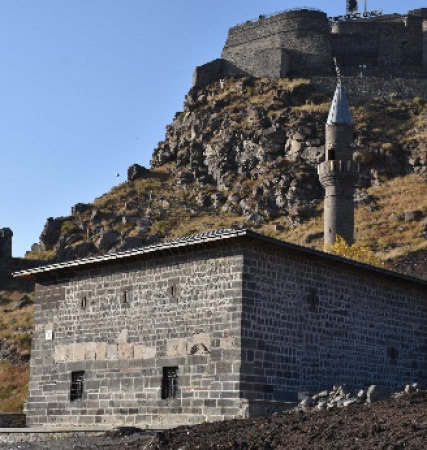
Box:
28 77 427 263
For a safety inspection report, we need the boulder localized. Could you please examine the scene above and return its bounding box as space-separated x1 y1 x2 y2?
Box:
39 217 72 251
127 164 151 182
366 385 391 403
13 295 32 309
96 232 120 252
71 203 91 214
404 210 423 222
300 397 315 408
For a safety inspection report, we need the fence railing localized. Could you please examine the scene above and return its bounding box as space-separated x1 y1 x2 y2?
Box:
235 7 323 27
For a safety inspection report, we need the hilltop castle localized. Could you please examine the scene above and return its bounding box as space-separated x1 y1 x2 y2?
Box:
194 7 427 88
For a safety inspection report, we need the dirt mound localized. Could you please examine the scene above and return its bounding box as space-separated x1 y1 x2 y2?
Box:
145 391 427 450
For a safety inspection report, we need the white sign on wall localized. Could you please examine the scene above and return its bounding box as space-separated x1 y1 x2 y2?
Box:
45 330 53 341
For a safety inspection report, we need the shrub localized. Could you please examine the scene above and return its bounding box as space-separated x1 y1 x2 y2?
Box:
325 235 381 266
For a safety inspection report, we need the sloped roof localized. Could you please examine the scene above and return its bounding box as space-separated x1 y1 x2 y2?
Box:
13 228 427 288
327 79 352 125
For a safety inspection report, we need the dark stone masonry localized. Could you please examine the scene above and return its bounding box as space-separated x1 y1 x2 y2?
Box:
0 228 13 261
194 7 427 88
15 229 427 429
0 413 26 428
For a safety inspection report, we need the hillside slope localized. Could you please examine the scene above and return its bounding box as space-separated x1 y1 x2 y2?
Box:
2 76 427 412
27 76 427 270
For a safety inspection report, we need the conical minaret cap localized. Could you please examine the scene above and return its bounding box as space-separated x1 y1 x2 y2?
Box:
327 79 352 125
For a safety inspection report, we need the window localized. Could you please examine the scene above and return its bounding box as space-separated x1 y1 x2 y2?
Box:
307 289 319 312
121 290 128 304
70 371 85 401
169 284 178 297
161 367 178 399
80 296 87 309
327 148 336 161
387 347 398 365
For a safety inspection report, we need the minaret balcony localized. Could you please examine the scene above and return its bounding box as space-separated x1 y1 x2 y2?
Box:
318 160 359 186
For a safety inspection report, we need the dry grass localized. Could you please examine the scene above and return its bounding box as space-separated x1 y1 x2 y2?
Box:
0 362 29 412
355 174 427 260
280 174 427 262
0 290 33 412
0 291 33 357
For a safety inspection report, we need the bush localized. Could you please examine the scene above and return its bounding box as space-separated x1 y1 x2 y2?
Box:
325 235 381 266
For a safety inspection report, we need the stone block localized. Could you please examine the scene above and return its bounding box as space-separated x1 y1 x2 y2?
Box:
167 339 187 357
107 345 118 360
118 344 134 360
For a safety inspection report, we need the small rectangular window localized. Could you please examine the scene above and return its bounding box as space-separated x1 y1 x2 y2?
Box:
121 290 128 304
70 371 85 401
169 284 178 297
387 347 398 364
161 367 178 399
80 296 87 309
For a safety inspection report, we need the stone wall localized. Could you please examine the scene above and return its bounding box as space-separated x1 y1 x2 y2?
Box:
0 413 26 428
240 240 427 403
28 243 245 428
26 233 427 428
194 8 427 88
311 76 427 100
221 10 332 79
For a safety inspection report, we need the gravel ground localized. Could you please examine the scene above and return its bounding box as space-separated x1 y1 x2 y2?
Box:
2 392 427 449
0 432 155 450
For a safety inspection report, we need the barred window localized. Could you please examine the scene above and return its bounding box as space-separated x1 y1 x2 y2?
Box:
70 371 85 401
161 367 178 399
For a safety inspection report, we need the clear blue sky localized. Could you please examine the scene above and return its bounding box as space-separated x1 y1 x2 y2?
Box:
0 0 425 257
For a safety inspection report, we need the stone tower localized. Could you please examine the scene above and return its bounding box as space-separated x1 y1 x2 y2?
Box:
318 80 359 246
0 228 13 260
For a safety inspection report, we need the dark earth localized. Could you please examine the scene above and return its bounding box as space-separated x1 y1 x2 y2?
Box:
2 391 427 449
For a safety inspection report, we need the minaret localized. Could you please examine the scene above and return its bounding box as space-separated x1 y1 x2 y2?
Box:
318 78 359 246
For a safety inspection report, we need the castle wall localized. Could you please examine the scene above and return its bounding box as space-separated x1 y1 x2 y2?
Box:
194 8 427 88
241 241 427 400
221 10 332 79
27 244 245 428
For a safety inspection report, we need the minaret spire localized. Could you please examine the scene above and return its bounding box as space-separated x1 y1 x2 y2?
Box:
318 72 359 246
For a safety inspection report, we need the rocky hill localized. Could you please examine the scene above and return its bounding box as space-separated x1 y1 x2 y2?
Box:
24 76 427 274
3 75 427 412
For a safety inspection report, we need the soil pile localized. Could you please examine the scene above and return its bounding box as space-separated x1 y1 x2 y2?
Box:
146 391 427 450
